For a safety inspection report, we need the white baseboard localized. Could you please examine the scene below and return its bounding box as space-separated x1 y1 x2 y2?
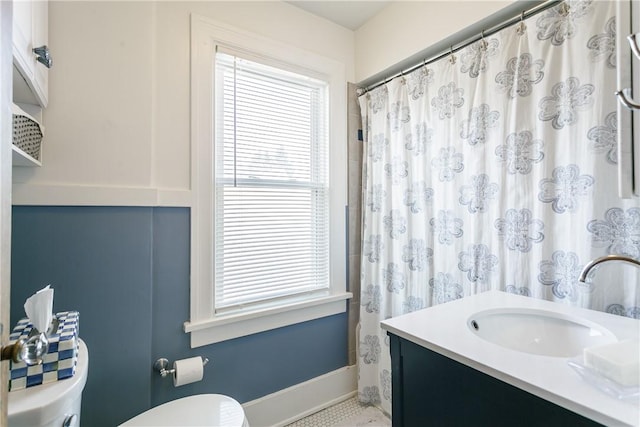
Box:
242 365 357 427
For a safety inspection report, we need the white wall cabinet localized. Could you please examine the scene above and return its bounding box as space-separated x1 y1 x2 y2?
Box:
12 0 49 108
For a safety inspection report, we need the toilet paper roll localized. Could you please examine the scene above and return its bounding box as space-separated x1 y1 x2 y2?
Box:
173 356 204 387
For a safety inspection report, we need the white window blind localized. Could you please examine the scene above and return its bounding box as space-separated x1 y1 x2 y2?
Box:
214 50 330 313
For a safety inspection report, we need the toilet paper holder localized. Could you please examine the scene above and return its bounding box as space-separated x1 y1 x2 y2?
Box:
154 356 209 378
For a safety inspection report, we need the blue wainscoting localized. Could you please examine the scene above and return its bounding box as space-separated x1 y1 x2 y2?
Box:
11 206 349 427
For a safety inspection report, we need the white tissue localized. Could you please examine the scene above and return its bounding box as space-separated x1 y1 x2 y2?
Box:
24 285 54 333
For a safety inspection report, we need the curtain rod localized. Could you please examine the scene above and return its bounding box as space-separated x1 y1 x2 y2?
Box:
358 0 562 94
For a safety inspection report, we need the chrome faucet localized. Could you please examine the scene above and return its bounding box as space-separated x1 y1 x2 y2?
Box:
578 254 640 283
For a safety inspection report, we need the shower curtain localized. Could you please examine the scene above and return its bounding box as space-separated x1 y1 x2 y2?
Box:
358 0 639 413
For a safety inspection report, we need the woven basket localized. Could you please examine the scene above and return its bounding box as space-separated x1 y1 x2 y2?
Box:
12 105 43 161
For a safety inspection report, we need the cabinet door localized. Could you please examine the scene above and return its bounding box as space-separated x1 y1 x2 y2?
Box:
12 0 48 107
617 0 640 197
0 2 12 424
31 0 48 105
390 335 600 427
12 0 33 79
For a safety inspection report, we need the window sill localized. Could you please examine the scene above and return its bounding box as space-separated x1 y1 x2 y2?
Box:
183 292 352 347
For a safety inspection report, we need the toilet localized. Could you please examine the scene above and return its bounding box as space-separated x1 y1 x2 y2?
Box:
119 394 250 427
8 339 89 427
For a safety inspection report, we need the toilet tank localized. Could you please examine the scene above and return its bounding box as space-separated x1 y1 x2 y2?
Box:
8 339 89 427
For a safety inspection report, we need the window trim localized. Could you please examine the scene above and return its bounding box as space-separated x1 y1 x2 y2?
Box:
185 14 350 348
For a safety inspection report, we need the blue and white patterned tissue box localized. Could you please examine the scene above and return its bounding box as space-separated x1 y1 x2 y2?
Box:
8 311 79 391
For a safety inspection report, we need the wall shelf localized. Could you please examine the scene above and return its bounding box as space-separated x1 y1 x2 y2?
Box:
12 144 41 167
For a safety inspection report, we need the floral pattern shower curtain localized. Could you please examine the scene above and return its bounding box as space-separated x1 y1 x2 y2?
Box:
358 0 639 413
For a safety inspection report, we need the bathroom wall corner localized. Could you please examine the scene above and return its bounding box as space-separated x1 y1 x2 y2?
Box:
347 82 363 366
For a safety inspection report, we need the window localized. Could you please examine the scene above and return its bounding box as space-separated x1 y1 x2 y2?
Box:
215 51 330 312
186 15 350 347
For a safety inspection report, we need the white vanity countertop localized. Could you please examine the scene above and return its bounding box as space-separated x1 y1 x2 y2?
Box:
380 291 640 427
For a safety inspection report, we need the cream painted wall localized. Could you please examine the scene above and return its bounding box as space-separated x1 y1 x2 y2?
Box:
13 2 155 201
12 0 519 203
355 1 512 83
12 1 355 205
153 1 355 194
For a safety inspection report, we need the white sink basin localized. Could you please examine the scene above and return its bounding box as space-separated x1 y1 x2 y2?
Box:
468 308 617 357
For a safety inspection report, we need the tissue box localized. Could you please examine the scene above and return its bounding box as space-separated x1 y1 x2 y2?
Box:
8 311 79 391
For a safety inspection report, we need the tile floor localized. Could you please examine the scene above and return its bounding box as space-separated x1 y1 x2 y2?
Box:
284 396 370 427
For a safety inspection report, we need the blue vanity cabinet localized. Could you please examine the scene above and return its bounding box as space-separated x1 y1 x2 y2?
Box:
388 333 602 427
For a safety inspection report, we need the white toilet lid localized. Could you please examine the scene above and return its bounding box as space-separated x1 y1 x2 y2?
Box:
120 394 246 427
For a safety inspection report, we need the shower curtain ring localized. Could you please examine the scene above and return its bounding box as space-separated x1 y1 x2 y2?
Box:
516 11 527 35
480 30 488 50
421 59 429 75
449 46 456 64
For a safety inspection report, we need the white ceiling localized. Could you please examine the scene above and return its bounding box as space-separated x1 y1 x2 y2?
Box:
286 1 391 30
